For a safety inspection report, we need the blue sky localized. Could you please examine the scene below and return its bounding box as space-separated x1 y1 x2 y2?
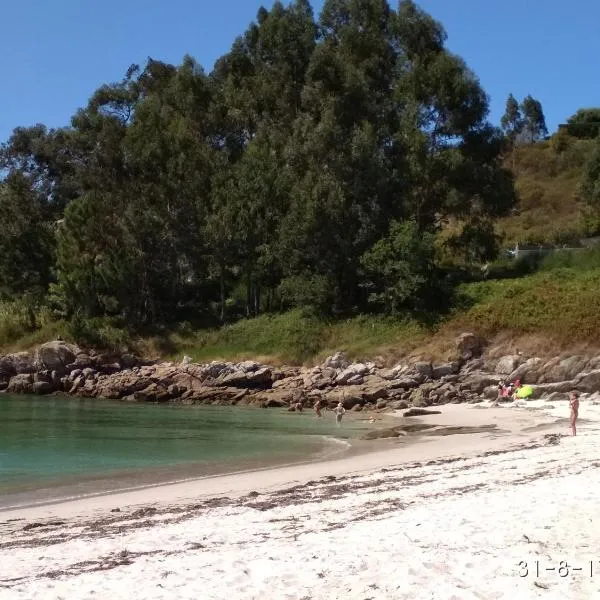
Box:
1 0 598 143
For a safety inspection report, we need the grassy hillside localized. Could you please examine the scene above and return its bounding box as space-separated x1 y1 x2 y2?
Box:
4 257 600 364
497 138 594 246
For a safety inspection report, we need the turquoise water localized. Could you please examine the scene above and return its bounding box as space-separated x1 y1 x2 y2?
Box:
0 395 368 509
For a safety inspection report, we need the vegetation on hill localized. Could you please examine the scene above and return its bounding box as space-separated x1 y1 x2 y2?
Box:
497 138 595 246
1 0 600 363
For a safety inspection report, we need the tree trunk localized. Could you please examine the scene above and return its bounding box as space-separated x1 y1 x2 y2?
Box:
254 285 261 315
219 262 225 323
246 267 252 318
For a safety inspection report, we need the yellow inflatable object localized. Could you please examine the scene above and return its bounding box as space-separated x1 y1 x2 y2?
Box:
515 385 533 399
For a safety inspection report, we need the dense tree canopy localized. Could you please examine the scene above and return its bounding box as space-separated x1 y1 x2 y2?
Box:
566 108 600 139
0 0 515 325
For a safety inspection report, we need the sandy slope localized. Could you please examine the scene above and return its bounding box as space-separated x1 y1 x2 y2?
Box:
1 400 597 599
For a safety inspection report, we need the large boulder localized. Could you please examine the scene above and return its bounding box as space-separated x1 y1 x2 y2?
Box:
380 364 408 381
95 373 152 400
575 370 600 394
495 355 521 375
119 353 139 369
335 363 369 385
538 356 589 384
219 367 272 388
508 358 544 384
410 383 436 407
462 372 500 394
388 376 420 390
35 341 78 375
5 352 36 375
7 373 34 394
33 381 54 395
0 356 16 380
361 377 391 403
432 362 460 379
414 362 433 379
324 386 363 409
68 352 93 370
456 333 484 360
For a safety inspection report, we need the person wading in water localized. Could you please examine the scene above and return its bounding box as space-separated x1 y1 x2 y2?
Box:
334 402 345 425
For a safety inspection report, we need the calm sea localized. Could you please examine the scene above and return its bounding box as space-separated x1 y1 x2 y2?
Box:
0 395 369 510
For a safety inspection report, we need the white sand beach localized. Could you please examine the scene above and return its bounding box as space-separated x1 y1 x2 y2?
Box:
1 399 598 599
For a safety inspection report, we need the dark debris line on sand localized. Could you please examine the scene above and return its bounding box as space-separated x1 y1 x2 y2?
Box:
0 433 569 588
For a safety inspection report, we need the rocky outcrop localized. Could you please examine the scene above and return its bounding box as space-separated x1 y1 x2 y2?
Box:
35 341 78 374
3 334 600 409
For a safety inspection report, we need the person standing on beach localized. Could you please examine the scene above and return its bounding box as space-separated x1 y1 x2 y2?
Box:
334 402 345 425
569 391 579 436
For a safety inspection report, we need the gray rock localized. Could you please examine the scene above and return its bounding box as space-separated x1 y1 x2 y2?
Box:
575 370 600 394
6 352 36 375
82 368 96 380
98 362 121 375
0 356 16 380
68 369 83 382
432 362 460 379
33 381 54 395
495 355 521 375
120 354 138 369
346 374 364 386
508 357 544 384
483 385 499 399
35 341 78 374
456 333 484 360
403 408 442 417
463 373 500 394
388 377 420 390
362 383 390 403
219 367 272 388
540 356 589 383
7 373 34 394
69 375 85 393
263 397 288 408
527 381 573 398
240 360 259 372
414 362 433 379
389 400 409 410
410 383 435 407
323 351 350 370
335 363 369 385
34 370 52 384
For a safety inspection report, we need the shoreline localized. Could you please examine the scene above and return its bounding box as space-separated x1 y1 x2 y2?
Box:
3 398 595 599
0 401 566 522
0 408 396 514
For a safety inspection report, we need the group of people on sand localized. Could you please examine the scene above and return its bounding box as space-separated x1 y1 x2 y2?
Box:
495 379 580 437
496 379 522 401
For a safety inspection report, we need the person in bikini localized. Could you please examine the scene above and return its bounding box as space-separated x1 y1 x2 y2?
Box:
569 391 579 436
